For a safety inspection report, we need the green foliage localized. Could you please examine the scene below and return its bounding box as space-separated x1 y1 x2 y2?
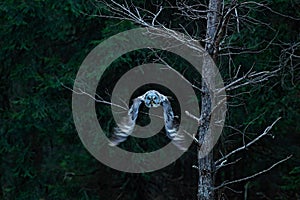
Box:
0 0 106 199
0 0 299 199
281 167 300 191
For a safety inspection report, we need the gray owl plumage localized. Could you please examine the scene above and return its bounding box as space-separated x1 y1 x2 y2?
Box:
109 90 186 151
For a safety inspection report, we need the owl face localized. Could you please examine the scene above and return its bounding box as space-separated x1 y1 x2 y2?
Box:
144 90 161 108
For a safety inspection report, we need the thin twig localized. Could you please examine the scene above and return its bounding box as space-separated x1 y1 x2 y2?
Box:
215 117 282 165
214 155 292 190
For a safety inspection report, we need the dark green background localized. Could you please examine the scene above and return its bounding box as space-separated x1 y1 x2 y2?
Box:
0 0 299 199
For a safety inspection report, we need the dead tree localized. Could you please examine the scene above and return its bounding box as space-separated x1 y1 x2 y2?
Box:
196 0 221 199
74 0 297 199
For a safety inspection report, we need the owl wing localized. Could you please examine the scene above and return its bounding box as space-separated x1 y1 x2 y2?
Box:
109 96 143 146
161 96 187 151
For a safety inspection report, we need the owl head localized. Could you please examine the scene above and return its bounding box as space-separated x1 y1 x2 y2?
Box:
144 90 161 108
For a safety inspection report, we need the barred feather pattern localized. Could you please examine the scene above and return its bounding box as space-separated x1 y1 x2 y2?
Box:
109 90 187 151
109 97 143 146
161 98 187 151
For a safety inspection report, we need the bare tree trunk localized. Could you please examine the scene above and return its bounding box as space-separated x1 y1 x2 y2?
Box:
198 0 221 199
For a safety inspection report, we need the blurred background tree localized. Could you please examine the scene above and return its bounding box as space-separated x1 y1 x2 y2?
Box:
0 0 299 199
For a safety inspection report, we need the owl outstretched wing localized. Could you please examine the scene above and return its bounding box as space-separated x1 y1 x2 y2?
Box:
109 91 187 151
109 96 143 146
161 96 187 151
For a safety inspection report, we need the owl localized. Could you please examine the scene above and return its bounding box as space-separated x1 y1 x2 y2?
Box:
109 90 187 151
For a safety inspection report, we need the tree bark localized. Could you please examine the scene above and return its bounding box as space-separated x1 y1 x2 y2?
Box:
198 0 221 199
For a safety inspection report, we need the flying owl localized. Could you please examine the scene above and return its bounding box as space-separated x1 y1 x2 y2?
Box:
109 90 187 151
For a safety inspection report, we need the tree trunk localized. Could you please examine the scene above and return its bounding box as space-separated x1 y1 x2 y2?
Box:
198 0 221 199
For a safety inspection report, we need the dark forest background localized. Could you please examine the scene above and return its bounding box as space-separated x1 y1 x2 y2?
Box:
0 0 299 199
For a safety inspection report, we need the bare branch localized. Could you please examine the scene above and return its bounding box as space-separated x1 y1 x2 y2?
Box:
216 157 242 171
152 6 162 26
183 129 200 145
185 110 200 122
60 82 128 110
214 155 292 190
153 51 205 94
240 1 300 21
218 66 280 93
215 117 282 165
62 81 166 120
234 8 240 33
